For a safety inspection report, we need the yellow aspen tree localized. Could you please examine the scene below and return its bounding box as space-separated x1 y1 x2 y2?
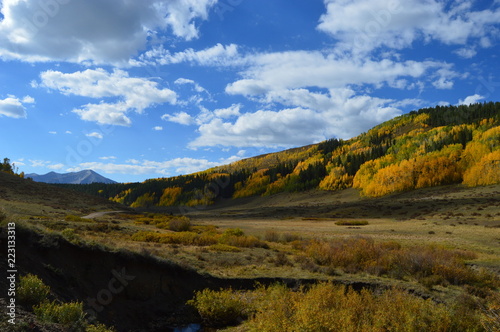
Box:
463 150 500 186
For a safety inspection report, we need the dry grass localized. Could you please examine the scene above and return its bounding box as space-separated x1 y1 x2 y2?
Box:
4 172 499 323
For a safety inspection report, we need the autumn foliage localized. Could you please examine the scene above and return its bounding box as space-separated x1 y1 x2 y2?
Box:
189 282 497 331
58 102 500 204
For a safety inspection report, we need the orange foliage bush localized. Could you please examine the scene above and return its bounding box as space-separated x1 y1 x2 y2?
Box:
303 237 497 288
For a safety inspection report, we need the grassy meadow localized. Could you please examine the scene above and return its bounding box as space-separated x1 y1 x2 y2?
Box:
2 173 499 330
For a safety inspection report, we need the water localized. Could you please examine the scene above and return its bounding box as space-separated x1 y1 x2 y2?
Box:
172 324 202 332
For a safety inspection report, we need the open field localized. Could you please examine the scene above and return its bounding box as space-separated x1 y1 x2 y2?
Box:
7 182 498 285
1 170 499 331
182 184 500 268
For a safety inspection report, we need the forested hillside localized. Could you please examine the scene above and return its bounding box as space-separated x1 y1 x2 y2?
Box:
59 102 500 207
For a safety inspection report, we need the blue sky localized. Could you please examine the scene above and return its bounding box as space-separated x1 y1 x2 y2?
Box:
0 0 499 183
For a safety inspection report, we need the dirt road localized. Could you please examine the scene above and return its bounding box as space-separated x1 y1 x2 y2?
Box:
82 211 126 219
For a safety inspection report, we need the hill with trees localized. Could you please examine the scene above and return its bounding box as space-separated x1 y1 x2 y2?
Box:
58 102 500 207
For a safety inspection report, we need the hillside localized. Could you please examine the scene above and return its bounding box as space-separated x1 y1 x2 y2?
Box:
59 102 500 208
0 171 125 217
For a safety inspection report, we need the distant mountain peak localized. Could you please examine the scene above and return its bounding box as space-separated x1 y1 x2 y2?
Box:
27 170 117 184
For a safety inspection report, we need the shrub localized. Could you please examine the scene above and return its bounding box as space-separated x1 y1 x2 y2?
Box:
61 228 81 244
86 324 117 332
271 252 293 267
223 228 245 237
302 237 498 288
282 233 302 243
187 288 250 327
221 234 268 248
335 220 369 226
131 230 219 246
18 274 50 308
34 301 86 327
209 244 241 252
264 230 280 242
248 283 481 331
168 217 191 232
190 283 488 331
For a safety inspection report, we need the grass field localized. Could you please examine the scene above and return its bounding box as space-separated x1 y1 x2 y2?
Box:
1 170 499 331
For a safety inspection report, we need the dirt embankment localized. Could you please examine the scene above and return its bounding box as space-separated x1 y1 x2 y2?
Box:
2 227 333 331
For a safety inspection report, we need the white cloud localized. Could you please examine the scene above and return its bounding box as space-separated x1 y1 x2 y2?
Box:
86 132 104 139
48 131 57 135
153 126 163 131
13 160 25 167
36 68 177 126
458 94 484 106
22 95 35 104
65 131 72 134
317 0 500 54
0 96 32 118
432 77 454 89
29 159 64 170
68 157 223 176
0 0 219 64
188 91 402 148
195 42 462 149
225 51 449 96
214 104 242 119
454 47 477 59
162 111 195 125
160 0 218 41
174 78 207 93
135 43 240 67
99 156 117 160
389 98 425 108
47 163 65 170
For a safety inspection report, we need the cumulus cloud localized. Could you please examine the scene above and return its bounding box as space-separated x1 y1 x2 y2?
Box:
160 0 218 41
0 95 34 118
458 94 484 105
225 51 451 96
149 46 455 148
35 68 177 126
0 0 219 64
214 104 242 118
317 0 500 54
188 90 402 148
162 111 195 125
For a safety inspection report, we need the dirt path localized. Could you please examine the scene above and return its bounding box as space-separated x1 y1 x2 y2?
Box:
82 211 126 219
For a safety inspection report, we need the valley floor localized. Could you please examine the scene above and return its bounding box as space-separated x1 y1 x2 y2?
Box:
2 182 499 331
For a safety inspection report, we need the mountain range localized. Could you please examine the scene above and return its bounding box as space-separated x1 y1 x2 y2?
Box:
26 169 117 184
